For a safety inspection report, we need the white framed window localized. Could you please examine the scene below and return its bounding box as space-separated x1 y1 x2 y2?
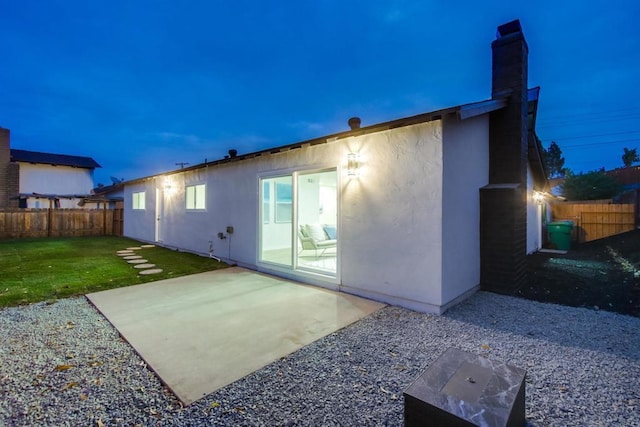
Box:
262 181 271 223
275 182 292 223
186 184 206 210
132 191 145 210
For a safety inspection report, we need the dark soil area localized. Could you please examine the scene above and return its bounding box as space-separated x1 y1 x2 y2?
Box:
516 229 640 318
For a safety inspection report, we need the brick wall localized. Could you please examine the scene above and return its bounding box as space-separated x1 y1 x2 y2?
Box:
480 20 529 293
480 185 527 293
0 128 20 208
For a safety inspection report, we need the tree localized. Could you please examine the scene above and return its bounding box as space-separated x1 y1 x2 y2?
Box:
542 141 565 178
622 147 639 167
561 170 622 201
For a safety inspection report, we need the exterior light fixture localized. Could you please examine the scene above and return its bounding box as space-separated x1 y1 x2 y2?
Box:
533 191 544 205
163 177 173 193
347 153 359 176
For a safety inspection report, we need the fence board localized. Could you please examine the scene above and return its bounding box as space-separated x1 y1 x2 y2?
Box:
551 202 635 243
0 208 121 239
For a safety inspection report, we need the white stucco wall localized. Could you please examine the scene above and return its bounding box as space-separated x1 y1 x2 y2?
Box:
19 163 95 194
526 165 542 254
339 121 445 310
440 114 489 306
124 117 501 313
124 120 451 312
123 182 157 241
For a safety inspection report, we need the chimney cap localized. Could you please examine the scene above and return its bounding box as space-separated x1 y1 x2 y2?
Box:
228 149 238 158
348 117 361 130
497 19 522 38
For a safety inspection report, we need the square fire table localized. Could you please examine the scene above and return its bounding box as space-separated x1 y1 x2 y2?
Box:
404 348 526 426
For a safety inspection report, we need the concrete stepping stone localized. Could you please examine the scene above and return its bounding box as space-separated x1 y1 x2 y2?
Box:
141 244 155 248
128 259 148 264
139 268 163 275
126 247 143 250
117 252 134 257
123 255 143 260
134 263 156 269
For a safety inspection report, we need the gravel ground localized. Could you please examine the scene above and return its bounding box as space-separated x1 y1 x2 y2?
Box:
1 292 639 426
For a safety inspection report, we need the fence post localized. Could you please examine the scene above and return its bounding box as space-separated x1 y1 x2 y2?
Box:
47 205 52 237
103 203 107 236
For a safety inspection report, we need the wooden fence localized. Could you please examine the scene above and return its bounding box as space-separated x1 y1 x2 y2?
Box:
551 202 636 243
0 207 123 239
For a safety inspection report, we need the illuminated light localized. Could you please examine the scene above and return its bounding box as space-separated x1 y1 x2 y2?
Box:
347 153 359 176
533 191 544 205
163 177 174 193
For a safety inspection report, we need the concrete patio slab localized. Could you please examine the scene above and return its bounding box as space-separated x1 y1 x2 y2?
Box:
86 267 384 405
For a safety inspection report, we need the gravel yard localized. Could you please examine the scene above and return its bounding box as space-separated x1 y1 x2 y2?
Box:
1 292 639 426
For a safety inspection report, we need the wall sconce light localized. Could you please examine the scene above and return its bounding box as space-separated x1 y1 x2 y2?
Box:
163 177 173 193
347 153 359 176
533 191 544 205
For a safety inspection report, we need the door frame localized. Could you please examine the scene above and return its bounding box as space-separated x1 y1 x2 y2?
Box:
257 166 341 286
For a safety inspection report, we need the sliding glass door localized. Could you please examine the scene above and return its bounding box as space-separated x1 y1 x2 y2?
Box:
259 176 293 266
259 168 337 276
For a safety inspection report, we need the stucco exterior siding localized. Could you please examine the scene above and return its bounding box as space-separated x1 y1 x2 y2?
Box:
339 121 444 309
123 182 157 241
440 114 489 306
124 120 449 312
19 163 95 195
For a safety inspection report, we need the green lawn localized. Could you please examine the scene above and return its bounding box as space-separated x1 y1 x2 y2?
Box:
0 236 228 307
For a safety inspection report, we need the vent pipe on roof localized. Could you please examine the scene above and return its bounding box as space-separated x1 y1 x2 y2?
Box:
228 149 238 158
348 117 361 130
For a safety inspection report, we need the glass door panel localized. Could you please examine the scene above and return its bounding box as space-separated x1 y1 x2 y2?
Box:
296 169 337 274
259 176 293 266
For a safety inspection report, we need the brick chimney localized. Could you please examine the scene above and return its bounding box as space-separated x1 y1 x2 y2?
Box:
479 20 529 293
0 127 19 208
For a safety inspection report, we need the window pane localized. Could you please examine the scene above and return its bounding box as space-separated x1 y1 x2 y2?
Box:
132 192 145 210
275 182 292 223
260 176 292 266
296 169 337 275
195 185 206 209
263 181 270 223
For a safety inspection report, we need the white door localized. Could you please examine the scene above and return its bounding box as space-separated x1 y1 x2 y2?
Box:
155 188 163 242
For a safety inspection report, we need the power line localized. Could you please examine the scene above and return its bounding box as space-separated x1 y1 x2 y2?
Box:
546 130 640 142
536 113 640 129
536 106 640 123
551 138 640 149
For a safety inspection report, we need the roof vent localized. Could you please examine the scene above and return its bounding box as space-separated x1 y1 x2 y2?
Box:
228 149 238 158
348 117 361 130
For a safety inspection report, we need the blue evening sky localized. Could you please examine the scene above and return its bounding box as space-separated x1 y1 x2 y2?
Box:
1 1 639 186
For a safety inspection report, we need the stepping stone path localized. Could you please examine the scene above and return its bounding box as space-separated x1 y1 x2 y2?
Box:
116 245 163 275
134 263 156 269
139 269 163 275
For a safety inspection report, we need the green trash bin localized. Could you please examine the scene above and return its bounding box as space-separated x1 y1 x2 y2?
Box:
547 221 574 250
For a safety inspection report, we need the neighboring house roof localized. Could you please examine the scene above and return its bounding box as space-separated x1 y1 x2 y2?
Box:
93 182 124 196
124 88 545 188
606 165 640 188
10 149 101 169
